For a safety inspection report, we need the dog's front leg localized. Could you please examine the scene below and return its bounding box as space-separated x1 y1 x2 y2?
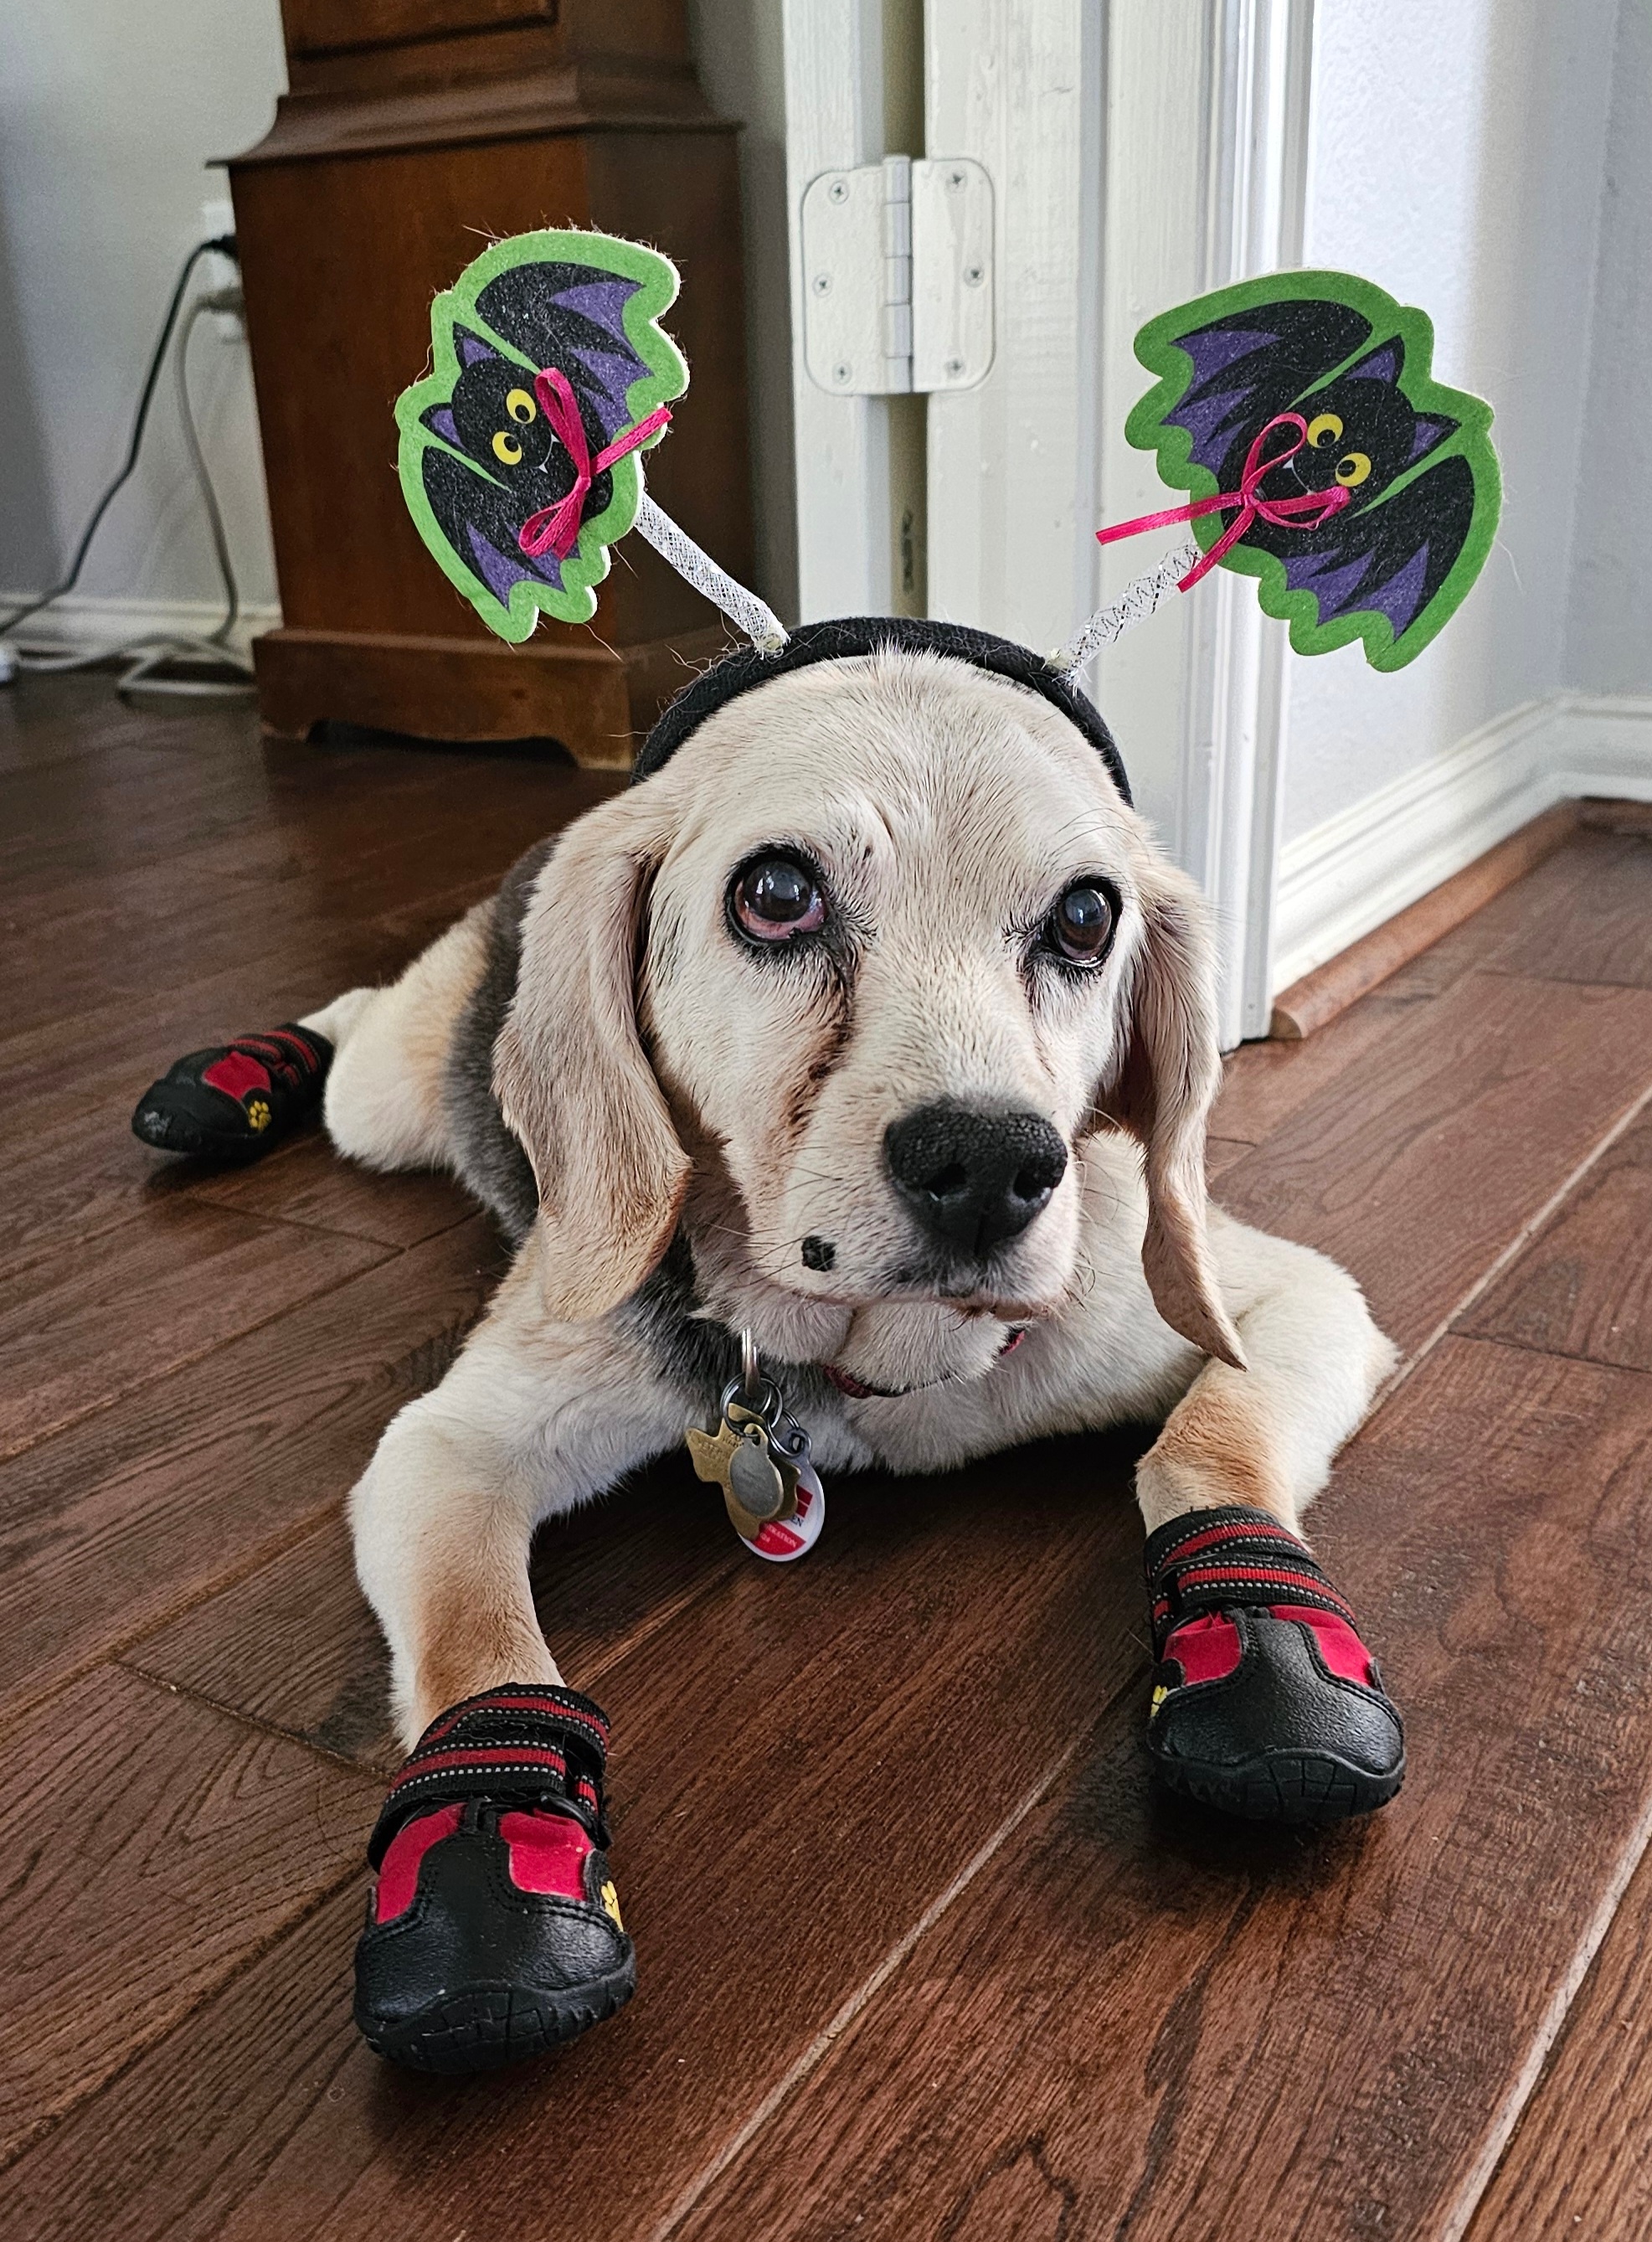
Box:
1135 1216 1406 1823
347 1250 689 2074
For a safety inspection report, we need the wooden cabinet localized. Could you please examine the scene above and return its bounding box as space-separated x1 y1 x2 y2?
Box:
229 0 754 767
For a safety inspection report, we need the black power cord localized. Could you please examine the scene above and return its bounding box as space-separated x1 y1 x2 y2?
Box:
0 233 240 640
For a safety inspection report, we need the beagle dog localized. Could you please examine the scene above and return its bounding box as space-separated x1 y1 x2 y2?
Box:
134 621 1402 2076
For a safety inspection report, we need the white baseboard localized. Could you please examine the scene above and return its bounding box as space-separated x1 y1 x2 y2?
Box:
1273 691 1652 994
0 590 280 662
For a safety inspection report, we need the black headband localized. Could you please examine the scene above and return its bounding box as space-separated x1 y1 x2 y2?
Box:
631 616 1132 807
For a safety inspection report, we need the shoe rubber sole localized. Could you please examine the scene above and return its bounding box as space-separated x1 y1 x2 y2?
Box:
131 1102 268 1163
1150 1746 1405 1826
355 1956 637 2075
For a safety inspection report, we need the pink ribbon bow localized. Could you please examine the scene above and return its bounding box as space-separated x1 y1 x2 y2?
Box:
1096 410 1351 590
517 368 672 563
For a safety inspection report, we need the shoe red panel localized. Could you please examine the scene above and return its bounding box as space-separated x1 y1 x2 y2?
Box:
498 1809 594 1899
1274 1605 1374 1685
1163 1612 1243 1684
201 1050 272 1102
373 1801 464 1923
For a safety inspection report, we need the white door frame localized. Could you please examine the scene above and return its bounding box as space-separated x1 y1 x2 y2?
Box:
782 0 1317 1043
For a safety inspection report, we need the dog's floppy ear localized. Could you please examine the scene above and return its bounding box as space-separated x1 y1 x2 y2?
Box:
1096 862 1246 1369
493 786 689 1322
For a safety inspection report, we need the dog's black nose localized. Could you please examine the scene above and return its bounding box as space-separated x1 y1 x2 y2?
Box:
884 1100 1068 1255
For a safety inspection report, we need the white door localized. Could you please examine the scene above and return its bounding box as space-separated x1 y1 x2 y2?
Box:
783 0 1316 1045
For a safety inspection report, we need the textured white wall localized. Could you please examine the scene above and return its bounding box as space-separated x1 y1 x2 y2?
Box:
1565 0 1652 697
1282 0 1621 842
0 0 287 622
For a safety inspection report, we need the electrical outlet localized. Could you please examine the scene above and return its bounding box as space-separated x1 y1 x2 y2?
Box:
198 196 244 343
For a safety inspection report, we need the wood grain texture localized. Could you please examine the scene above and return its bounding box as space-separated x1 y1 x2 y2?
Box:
0 1199 387 1459
0 1218 505 1726
23 1431 1155 2242
0 1664 378 2167
680 1337 1652 2241
0 1884 368 2242
1459 1105 1652 1372
1377 823 1652 1000
1217 972 1652 1354
183 1128 476 1250
1269 804 1579 1040
1465 1832 1652 2239
126 1456 748 1770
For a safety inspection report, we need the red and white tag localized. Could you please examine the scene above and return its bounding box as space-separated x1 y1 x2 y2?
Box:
736 1456 825 1564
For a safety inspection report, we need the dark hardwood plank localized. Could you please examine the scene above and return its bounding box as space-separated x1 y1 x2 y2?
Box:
182 1131 476 1250
12 1430 1156 2241
0 1664 378 2167
1464 1833 1652 2239
678 1337 1652 2242
0 1199 387 1459
1269 806 1579 1039
1213 978 1437 1147
1217 972 1652 1354
0 946 415 1270
0 1885 365 2240
1457 1104 1652 1372
0 1217 505 1725
126 1461 748 1771
1380 824 1652 997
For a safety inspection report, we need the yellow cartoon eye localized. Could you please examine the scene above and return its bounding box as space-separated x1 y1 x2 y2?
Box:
505 387 537 425
1335 451 1372 487
1305 412 1344 449
491 430 523 466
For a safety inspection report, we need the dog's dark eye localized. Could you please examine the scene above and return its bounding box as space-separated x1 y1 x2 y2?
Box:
730 854 826 944
1045 882 1117 967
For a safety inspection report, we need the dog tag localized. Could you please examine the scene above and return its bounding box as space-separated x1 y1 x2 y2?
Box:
727 1421 797 1533
684 1332 827 1562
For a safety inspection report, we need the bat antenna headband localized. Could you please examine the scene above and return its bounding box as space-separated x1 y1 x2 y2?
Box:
396 227 787 656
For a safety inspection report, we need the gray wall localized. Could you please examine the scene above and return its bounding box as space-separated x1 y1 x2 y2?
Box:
0 0 286 621
1283 0 1625 842
1565 0 1652 697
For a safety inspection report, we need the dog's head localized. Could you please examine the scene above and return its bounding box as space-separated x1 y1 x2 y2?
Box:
496 649 1240 1385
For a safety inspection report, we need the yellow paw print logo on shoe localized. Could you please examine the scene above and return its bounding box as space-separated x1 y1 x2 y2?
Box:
245 1096 272 1131
600 1879 624 1931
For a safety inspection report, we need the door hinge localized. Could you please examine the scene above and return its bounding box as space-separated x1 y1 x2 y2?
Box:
801 155 994 396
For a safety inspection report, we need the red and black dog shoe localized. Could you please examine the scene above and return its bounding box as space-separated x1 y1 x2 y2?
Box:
353 1684 636 2075
131 1023 332 1162
1143 1505 1404 1827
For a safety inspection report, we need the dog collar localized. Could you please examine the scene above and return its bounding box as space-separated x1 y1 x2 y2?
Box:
823 1325 1027 1401
631 616 1131 807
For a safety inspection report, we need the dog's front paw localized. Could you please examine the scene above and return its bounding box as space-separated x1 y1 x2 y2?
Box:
353 1684 635 2074
1142 1506 1404 1826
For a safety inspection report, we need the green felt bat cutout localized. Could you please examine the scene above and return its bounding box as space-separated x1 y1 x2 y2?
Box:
1125 270 1500 670
396 229 688 642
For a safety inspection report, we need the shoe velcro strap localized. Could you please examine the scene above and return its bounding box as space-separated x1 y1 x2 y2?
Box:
1143 1505 1356 1657
368 1685 612 1868
226 1024 329 1090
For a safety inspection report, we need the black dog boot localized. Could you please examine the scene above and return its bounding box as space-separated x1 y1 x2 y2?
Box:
131 1023 332 1161
1143 1505 1404 1826
354 1684 636 2074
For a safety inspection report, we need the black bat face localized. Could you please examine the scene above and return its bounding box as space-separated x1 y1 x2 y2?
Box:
445 345 559 489
1129 283 1500 665
417 328 616 602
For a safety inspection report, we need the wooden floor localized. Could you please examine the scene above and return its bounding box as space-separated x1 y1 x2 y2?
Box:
4 673 1652 2240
